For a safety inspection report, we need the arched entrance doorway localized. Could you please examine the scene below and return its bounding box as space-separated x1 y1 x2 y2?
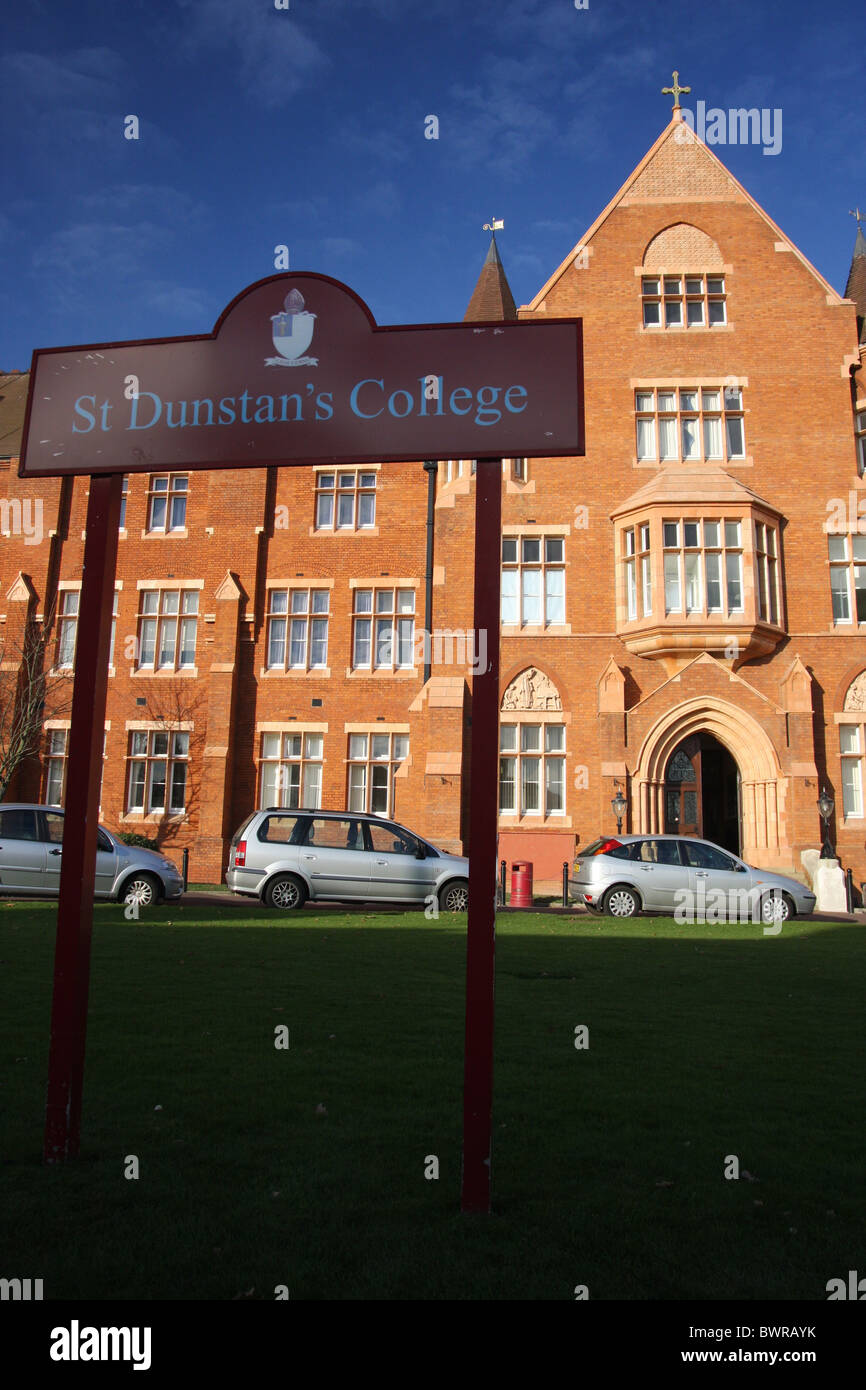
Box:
633 696 787 868
663 732 741 854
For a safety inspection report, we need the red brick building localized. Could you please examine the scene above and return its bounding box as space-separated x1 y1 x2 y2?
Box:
2 108 865 887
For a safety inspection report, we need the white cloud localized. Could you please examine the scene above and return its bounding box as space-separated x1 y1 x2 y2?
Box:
531 218 576 236
444 83 557 175
75 185 204 226
32 221 174 286
139 281 214 323
320 236 363 261
0 47 126 104
338 122 411 165
175 0 329 107
354 179 402 219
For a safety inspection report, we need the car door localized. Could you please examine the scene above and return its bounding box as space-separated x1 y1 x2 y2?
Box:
40 812 118 897
0 808 46 893
638 838 692 910
297 816 371 900
366 821 438 902
681 839 752 920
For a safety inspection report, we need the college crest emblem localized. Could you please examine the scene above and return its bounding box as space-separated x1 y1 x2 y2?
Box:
266 288 318 366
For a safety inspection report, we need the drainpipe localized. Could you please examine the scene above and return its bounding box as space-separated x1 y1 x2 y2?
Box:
422 460 438 684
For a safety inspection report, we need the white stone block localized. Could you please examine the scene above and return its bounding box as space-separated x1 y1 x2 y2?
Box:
812 860 848 914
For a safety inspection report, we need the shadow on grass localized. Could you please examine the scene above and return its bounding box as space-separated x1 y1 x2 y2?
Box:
1 901 864 1300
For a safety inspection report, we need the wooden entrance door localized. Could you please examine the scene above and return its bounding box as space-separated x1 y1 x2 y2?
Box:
664 736 701 837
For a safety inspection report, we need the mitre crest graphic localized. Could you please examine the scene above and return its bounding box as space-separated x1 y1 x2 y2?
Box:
266 287 318 366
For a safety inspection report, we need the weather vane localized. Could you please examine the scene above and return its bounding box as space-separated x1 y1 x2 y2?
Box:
662 70 691 110
851 207 864 230
483 218 504 232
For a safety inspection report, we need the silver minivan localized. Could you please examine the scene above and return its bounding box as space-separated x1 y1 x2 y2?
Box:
0 803 184 906
226 807 470 911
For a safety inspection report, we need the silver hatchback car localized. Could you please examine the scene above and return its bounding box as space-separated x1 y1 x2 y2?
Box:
0 803 184 906
226 807 470 911
570 833 816 924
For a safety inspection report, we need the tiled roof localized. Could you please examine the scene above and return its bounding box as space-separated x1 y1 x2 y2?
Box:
0 371 29 460
464 234 517 322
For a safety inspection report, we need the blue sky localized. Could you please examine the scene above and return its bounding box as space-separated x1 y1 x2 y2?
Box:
0 0 861 368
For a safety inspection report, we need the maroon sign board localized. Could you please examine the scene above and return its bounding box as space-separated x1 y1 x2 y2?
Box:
20 273 584 1215
20 272 583 477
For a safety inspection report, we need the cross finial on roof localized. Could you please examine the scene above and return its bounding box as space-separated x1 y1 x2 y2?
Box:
851 208 864 230
662 70 691 110
483 218 504 232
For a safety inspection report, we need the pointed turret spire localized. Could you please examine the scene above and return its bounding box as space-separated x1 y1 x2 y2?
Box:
845 209 866 340
464 225 517 322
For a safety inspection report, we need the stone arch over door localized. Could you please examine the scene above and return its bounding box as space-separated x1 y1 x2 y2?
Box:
633 697 787 865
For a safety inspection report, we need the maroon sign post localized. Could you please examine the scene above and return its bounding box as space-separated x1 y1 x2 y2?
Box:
462 456 502 1212
43 474 122 1161
20 273 583 1199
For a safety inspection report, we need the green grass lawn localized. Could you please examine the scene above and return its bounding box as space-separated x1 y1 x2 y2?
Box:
1 898 863 1300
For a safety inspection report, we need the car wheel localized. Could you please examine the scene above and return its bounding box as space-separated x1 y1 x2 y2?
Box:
121 872 160 909
602 885 640 919
439 879 469 912
760 891 793 925
265 874 307 911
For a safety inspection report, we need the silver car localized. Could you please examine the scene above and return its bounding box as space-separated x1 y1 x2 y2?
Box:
570 833 816 924
0 803 184 906
226 807 470 911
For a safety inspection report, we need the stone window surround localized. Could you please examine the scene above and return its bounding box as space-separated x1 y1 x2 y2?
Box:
437 459 534 494
256 724 327 810
834 711 866 823
344 725 411 819
826 533 866 631
120 720 193 823
311 463 380 537
633 384 746 467
142 473 189 539
629 377 752 468
41 720 111 809
501 524 572 637
261 580 333 679
497 716 572 827
637 266 731 332
347 579 420 677
130 579 203 679
51 579 123 676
